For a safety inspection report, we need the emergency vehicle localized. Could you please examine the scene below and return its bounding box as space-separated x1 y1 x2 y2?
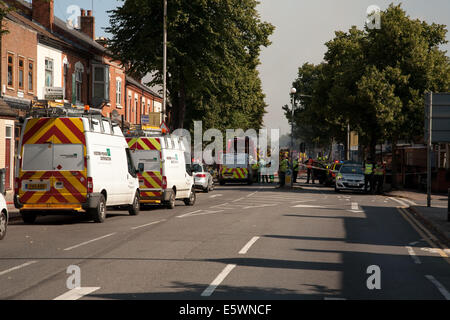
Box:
219 137 255 185
14 103 140 224
125 127 196 209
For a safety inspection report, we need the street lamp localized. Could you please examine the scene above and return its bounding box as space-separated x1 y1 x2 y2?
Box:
289 88 297 187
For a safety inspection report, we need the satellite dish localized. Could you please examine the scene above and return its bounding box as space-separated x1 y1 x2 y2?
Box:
111 109 120 119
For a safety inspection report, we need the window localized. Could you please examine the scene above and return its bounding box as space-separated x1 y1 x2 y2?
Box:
116 79 122 106
92 65 110 102
75 67 83 103
135 97 138 124
7 54 14 87
28 60 34 92
18 58 24 90
45 58 53 87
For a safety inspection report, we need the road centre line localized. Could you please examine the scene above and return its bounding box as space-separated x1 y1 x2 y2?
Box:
131 220 165 230
63 233 116 251
406 246 422 264
54 287 101 300
0 261 38 277
239 237 260 255
425 275 450 300
201 264 237 297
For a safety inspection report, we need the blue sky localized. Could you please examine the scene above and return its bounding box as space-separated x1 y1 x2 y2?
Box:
50 0 450 135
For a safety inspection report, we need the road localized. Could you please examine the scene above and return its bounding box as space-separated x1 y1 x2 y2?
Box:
1 182 450 300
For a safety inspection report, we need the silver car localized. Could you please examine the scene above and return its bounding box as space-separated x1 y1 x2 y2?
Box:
192 164 214 193
335 164 366 193
0 193 8 240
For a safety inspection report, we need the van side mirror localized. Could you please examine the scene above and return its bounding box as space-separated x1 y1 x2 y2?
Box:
137 163 145 173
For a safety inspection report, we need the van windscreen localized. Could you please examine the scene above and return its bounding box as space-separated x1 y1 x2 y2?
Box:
22 144 84 171
130 150 160 172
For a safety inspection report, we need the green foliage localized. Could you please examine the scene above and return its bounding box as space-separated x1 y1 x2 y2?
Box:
106 0 274 131
288 3 450 158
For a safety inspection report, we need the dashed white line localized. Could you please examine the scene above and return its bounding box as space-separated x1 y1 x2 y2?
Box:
209 194 223 199
54 287 101 300
406 246 422 264
131 220 164 230
177 210 202 218
239 236 260 255
63 233 116 251
232 197 245 202
425 275 450 300
201 264 237 297
0 261 38 277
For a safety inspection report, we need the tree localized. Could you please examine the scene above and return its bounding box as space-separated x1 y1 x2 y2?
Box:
106 0 274 131
288 3 450 164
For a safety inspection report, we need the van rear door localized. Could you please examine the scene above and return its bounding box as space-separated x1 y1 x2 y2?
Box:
128 138 162 201
18 118 87 208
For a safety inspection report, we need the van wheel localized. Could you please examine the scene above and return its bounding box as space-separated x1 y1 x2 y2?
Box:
0 211 7 240
128 192 140 216
184 188 196 206
90 195 106 223
21 211 37 224
166 190 176 209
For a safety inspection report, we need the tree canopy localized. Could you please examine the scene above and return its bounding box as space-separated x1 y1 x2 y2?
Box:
107 0 274 132
288 4 450 159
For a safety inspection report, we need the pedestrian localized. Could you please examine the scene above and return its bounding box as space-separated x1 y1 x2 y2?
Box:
279 154 289 188
259 157 267 184
293 157 299 184
364 158 374 194
306 157 315 184
374 161 385 194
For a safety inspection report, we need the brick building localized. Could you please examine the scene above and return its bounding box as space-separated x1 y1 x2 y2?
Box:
0 0 163 194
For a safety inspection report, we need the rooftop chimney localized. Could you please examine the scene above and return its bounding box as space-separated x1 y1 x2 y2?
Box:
32 0 54 31
80 8 95 39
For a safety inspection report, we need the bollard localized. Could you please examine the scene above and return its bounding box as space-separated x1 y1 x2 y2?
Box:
448 188 450 222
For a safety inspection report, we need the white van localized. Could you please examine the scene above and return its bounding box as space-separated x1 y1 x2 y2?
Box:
15 112 140 223
126 133 195 209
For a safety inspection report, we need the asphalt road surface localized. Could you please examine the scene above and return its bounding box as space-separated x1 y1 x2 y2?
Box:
1 183 449 300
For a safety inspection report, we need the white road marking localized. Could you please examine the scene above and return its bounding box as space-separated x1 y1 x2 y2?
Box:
348 210 364 213
247 191 259 197
425 275 450 300
131 220 164 230
0 261 38 277
409 241 419 246
201 264 237 297
389 197 408 207
292 205 325 208
402 198 417 206
177 210 202 218
63 233 116 251
239 237 260 255
232 197 245 202
54 287 101 300
209 194 223 198
406 246 422 264
351 202 359 210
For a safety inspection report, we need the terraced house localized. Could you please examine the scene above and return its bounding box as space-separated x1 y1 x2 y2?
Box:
0 0 162 195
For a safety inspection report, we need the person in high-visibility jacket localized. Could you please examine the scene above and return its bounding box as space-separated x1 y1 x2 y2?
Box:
373 161 385 194
364 159 374 193
293 158 299 184
279 154 289 187
306 157 315 184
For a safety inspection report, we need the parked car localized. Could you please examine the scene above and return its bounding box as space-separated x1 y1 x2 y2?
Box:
324 161 343 186
192 163 214 193
335 164 366 193
0 193 8 240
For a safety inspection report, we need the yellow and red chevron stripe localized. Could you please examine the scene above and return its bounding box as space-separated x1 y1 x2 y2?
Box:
18 118 88 208
127 138 161 151
221 168 248 179
139 171 163 200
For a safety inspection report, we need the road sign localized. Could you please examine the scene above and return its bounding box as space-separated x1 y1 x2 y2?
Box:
425 93 450 143
141 115 149 124
160 121 169 133
44 87 64 100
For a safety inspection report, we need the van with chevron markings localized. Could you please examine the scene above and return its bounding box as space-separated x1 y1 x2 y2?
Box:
14 108 140 224
126 130 195 209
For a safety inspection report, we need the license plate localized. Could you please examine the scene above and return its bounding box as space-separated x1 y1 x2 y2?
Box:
349 183 359 186
26 183 47 191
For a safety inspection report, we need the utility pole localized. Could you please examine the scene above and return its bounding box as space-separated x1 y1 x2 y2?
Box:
162 0 167 123
427 92 433 208
347 123 350 161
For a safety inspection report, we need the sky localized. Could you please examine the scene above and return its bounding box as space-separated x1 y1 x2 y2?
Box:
50 0 450 135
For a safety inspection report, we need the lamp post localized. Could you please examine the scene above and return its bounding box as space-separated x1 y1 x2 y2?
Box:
290 88 297 185
162 0 167 123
